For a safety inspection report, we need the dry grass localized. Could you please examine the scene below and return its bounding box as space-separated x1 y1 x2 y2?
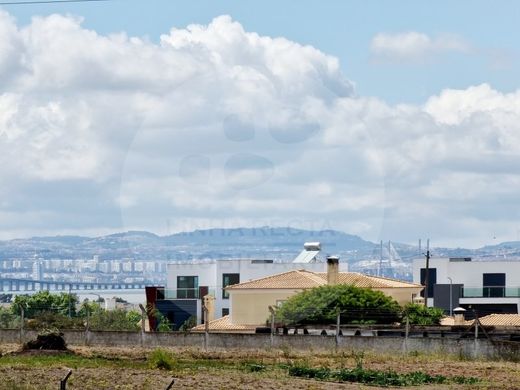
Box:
0 344 518 389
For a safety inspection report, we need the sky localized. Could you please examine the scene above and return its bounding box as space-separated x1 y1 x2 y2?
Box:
0 0 519 248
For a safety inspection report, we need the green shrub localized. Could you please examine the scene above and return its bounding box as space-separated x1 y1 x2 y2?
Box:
11 291 78 318
246 363 266 372
275 284 402 325
179 316 196 332
26 312 84 330
148 348 174 370
288 365 479 386
403 303 444 325
88 308 141 331
0 307 20 329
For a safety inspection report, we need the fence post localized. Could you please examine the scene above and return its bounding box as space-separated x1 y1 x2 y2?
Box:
404 316 409 353
474 310 479 358
60 370 72 390
268 306 276 348
19 306 24 345
203 303 209 352
335 310 341 351
85 305 90 346
139 304 147 348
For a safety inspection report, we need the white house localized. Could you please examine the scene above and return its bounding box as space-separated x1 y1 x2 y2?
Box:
165 243 348 319
412 257 520 316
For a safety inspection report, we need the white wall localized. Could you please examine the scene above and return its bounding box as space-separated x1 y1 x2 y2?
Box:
412 257 520 309
412 258 520 287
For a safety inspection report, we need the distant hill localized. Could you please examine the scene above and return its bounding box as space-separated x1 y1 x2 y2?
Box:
0 227 518 264
0 227 376 261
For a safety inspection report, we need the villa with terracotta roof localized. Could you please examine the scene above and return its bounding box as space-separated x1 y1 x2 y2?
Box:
193 257 423 332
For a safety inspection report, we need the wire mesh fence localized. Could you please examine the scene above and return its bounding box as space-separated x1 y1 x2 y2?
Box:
0 292 146 332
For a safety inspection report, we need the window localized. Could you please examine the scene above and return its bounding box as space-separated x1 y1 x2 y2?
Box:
222 308 229 317
483 273 505 297
420 268 437 298
222 273 240 299
177 276 198 299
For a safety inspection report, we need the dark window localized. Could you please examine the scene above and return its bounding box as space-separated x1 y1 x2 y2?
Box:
222 308 230 317
420 268 437 298
222 273 240 299
177 276 198 298
483 273 505 297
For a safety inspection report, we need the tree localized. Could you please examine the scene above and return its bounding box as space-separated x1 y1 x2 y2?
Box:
11 291 78 318
275 284 402 325
88 308 140 331
0 306 20 329
402 303 444 325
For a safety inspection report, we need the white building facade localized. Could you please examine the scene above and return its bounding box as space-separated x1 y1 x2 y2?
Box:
166 259 348 319
165 243 348 319
412 257 520 316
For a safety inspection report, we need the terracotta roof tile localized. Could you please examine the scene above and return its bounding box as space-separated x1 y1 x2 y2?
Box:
471 314 520 327
191 315 257 333
226 270 421 290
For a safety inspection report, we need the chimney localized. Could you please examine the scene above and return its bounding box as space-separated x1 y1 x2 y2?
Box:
327 256 339 285
453 307 466 326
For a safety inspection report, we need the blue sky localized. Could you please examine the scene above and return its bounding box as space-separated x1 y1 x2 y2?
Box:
1 1 520 247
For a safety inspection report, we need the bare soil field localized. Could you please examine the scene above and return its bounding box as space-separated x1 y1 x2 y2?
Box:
0 344 518 389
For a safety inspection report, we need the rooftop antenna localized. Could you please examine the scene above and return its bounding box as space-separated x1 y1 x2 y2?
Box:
378 240 383 277
423 239 431 307
387 240 392 277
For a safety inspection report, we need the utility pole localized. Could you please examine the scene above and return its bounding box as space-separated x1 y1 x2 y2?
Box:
378 240 383 277
423 239 430 307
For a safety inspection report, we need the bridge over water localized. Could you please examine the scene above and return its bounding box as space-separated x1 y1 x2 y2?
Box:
0 278 154 293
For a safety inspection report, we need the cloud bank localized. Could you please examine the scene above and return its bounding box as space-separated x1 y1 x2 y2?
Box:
370 31 471 64
0 12 519 247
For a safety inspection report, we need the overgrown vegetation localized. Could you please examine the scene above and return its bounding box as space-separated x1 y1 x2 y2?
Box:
148 348 175 370
274 284 402 325
0 307 20 328
288 365 480 386
150 309 173 332
11 291 78 318
403 303 445 325
2 292 141 331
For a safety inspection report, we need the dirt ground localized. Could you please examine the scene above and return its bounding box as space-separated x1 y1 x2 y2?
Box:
0 344 518 389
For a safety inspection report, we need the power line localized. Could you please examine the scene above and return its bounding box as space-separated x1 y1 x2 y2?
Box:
0 0 110 5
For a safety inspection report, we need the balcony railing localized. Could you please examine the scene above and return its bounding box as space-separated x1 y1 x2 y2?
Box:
155 288 216 300
461 286 520 298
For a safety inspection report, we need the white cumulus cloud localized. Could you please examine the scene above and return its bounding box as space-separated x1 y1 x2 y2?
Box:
0 11 519 247
370 31 471 63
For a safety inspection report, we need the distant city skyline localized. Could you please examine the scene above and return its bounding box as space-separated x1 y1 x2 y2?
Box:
0 2 519 248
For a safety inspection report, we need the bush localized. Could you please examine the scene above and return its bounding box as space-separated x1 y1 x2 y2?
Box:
88 308 141 331
11 291 78 318
288 365 479 386
0 307 20 329
275 284 402 325
148 348 174 370
403 304 444 325
26 312 84 330
179 316 196 333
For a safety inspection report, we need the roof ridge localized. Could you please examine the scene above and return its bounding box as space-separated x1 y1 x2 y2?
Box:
298 270 327 285
226 269 304 289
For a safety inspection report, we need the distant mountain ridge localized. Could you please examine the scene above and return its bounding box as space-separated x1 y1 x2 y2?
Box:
0 227 374 261
0 227 518 262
